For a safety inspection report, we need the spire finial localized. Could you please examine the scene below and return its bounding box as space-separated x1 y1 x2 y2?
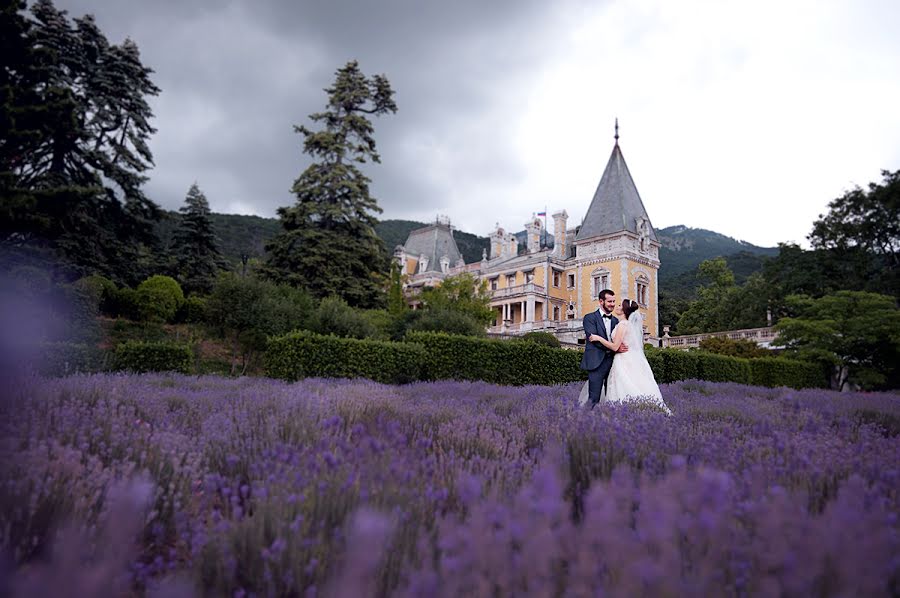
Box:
614 118 619 146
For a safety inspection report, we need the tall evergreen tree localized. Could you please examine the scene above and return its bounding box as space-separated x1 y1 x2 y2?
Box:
0 0 162 284
262 60 397 308
171 183 223 294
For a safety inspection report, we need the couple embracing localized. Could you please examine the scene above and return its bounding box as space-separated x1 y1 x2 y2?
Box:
577 289 673 415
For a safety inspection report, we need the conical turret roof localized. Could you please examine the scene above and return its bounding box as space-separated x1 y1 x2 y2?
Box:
575 141 657 243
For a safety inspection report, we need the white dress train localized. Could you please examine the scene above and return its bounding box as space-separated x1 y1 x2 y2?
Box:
577 312 672 415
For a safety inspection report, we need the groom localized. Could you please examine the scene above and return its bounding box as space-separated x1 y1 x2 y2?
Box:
580 289 628 408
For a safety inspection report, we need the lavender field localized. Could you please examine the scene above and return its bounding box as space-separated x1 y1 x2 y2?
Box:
1 374 898 597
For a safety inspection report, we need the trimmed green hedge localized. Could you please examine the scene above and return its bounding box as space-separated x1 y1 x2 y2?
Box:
748 357 826 389
646 348 824 388
38 342 105 376
112 340 193 374
406 331 584 386
264 330 826 389
266 330 425 384
650 348 699 383
696 352 752 384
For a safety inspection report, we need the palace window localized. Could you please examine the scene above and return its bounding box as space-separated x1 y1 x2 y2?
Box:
506 274 516 287
490 277 498 291
553 305 561 320
567 273 575 289
591 268 610 299
524 270 534 284
636 275 650 306
552 270 561 288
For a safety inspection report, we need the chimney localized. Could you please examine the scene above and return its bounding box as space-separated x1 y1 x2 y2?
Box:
393 245 407 274
489 224 504 260
552 210 568 258
506 232 518 258
525 218 542 253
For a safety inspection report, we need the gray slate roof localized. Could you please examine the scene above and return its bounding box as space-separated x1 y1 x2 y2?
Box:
402 223 463 273
575 143 658 243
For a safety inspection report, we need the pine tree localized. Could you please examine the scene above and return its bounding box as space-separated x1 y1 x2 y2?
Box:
171 183 223 294
262 60 397 308
0 0 162 283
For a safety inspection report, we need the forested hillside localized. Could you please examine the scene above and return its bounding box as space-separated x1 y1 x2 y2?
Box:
157 212 282 264
657 225 778 283
193 215 777 299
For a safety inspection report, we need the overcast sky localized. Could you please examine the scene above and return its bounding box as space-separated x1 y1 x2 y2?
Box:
51 0 900 247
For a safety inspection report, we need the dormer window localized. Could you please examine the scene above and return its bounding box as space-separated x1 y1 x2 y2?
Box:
439 255 450 274
418 254 429 273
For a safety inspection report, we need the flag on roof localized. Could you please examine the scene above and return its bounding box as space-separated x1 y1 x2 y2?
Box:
536 211 546 216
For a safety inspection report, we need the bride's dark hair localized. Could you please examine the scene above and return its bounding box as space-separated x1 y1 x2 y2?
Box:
622 299 640 319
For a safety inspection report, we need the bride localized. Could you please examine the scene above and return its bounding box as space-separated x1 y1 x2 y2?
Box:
578 299 672 415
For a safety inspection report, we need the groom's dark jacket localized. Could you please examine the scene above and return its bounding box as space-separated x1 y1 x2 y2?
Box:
580 310 619 371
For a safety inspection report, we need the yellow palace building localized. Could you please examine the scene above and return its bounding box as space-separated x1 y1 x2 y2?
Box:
394 127 661 345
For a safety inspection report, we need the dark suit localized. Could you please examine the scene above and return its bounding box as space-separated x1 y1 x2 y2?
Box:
579 310 619 406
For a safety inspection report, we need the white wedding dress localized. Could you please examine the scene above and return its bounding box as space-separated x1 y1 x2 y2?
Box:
578 312 672 415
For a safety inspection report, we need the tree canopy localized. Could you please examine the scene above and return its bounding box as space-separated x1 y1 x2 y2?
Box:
675 258 767 334
418 273 495 326
1 0 162 284
775 291 900 390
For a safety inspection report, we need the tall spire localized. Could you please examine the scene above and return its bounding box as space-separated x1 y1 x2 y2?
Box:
574 131 657 244
614 118 619 146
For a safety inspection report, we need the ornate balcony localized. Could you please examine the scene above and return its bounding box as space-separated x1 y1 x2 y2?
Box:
490 283 546 299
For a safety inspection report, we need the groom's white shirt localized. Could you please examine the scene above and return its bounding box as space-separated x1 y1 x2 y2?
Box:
598 308 612 340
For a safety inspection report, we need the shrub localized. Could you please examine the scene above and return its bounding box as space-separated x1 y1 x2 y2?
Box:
108 287 141 319
264 284 315 335
358 309 394 341
308 296 375 339
749 357 827 389
112 340 193 374
135 275 185 322
405 331 584 386
520 331 561 348
698 336 768 358
72 275 117 314
400 308 486 338
176 295 208 324
266 330 425 384
37 342 105 376
59 282 102 344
